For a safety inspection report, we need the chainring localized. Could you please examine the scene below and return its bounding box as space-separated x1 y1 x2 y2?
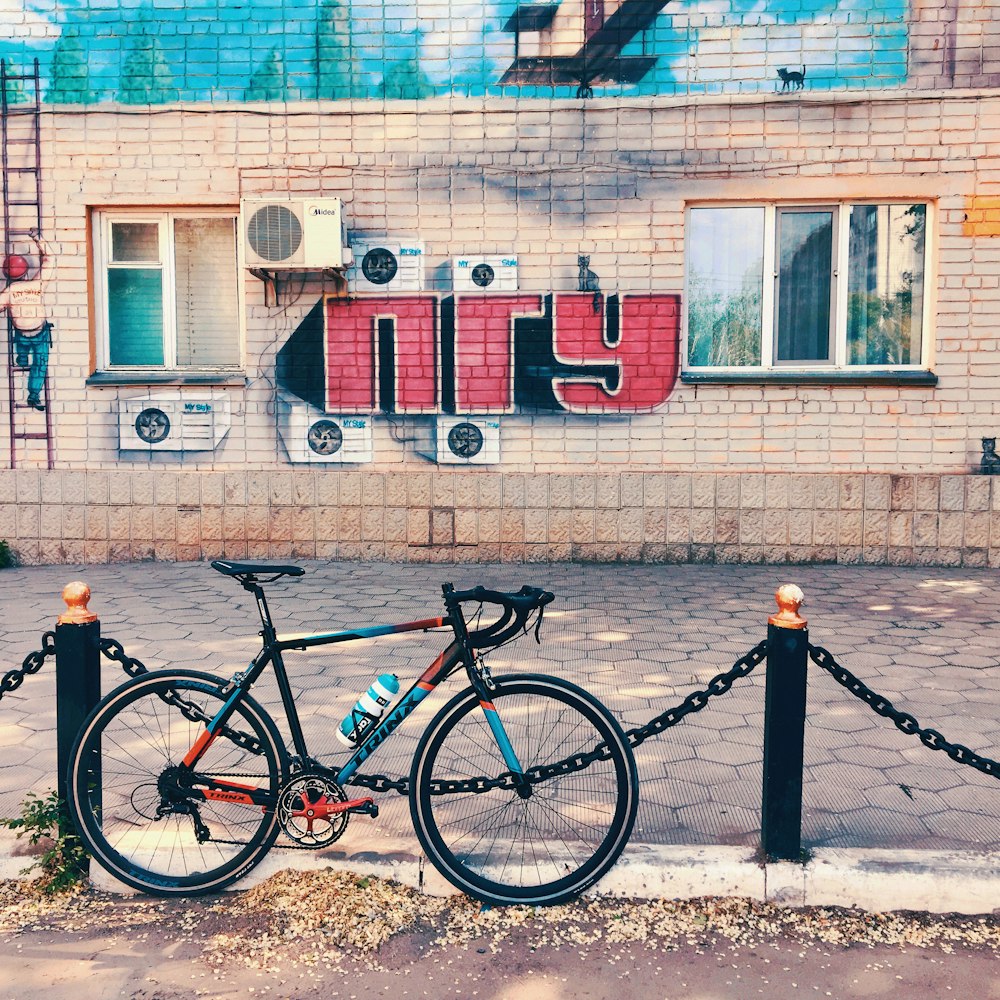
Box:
276 771 350 848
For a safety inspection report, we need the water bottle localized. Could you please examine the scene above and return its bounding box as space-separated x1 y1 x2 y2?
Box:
336 673 400 747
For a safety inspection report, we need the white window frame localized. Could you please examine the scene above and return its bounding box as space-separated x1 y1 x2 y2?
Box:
94 208 244 372
683 199 934 374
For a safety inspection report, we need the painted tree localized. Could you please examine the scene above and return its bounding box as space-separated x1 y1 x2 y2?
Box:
117 33 179 104
314 0 361 100
46 29 101 104
246 48 295 102
380 32 435 101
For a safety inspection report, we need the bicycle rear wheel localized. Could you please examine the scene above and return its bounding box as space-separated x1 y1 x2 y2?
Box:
68 669 287 896
409 673 638 906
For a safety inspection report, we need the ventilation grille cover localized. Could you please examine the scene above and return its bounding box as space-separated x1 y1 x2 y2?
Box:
452 255 519 292
275 391 373 463
348 241 425 292
118 394 232 452
247 204 303 263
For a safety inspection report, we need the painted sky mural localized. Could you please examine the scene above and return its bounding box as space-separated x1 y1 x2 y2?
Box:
0 0 908 104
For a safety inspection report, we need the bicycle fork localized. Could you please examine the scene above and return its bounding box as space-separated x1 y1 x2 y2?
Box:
445 588 531 799
461 654 532 798
477 694 531 799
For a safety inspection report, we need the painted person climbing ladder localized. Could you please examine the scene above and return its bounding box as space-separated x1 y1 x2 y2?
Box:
1 230 54 411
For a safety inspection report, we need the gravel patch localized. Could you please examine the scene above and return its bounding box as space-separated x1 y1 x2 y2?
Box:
3 868 1000 981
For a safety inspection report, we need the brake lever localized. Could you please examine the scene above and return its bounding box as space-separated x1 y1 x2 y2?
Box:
533 605 545 644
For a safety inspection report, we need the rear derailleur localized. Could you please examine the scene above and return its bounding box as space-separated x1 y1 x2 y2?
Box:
155 798 212 843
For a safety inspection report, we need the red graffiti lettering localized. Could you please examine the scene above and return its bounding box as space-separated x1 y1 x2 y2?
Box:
454 294 544 413
321 292 679 415
551 294 680 413
325 296 439 413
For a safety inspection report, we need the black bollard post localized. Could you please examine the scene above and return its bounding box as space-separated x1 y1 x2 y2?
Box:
54 582 102 813
760 584 808 861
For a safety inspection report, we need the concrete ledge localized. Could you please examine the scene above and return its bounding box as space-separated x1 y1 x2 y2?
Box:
53 841 1000 915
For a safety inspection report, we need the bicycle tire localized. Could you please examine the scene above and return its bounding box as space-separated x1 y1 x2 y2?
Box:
409 673 638 906
68 669 288 896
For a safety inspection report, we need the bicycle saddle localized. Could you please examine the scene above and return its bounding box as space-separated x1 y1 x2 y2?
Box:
211 560 306 581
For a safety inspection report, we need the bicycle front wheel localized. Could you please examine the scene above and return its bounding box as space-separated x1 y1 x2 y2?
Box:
410 673 638 906
68 669 288 896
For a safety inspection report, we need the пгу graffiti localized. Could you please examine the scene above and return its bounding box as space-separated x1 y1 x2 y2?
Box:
311 291 679 415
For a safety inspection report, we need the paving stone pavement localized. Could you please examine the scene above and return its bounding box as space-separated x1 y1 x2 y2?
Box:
2 560 1000 871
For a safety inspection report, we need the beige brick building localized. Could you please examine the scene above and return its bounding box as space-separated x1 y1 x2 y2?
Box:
3 1 1000 567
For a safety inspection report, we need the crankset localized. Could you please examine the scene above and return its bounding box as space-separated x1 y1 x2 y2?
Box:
276 771 378 848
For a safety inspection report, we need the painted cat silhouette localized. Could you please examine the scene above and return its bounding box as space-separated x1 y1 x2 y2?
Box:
778 66 806 91
577 255 601 313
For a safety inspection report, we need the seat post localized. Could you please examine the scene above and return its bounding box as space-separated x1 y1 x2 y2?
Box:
244 579 277 639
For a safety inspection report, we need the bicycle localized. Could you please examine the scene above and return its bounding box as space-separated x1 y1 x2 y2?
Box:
68 560 639 906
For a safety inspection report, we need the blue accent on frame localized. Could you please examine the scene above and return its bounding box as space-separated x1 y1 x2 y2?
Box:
208 688 243 733
481 704 524 775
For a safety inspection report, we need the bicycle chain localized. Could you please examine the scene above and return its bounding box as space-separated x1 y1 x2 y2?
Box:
348 639 770 798
0 631 56 702
809 643 1000 780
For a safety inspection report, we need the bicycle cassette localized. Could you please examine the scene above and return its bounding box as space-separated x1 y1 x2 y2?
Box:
276 772 350 848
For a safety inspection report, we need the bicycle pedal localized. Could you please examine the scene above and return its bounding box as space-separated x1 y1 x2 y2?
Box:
347 798 378 818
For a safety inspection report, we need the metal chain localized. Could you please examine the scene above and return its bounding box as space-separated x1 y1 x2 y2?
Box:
349 639 770 798
99 637 264 755
0 631 56 702
624 639 769 749
809 643 1000 780
98 637 149 680
348 772 410 795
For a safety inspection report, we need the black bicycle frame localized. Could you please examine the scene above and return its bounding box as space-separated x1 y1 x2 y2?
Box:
181 581 515 806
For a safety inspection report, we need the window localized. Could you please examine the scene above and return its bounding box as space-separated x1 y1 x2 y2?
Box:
685 202 929 373
95 211 241 371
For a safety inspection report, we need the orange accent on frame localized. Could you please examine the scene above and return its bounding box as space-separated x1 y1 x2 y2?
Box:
479 701 497 712
417 681 435 691
182 728 217 767
211 779 260 792
418 651 448 684
203 787 255 806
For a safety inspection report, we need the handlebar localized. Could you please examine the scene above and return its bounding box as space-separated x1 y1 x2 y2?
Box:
443 583 555 648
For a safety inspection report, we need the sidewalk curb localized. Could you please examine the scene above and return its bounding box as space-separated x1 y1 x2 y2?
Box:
603 845 1000 915
9 838 997 916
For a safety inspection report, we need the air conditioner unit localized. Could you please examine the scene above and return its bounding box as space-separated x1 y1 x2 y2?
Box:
452 255 519 292
416 416 501 465
242 198 349 269
119 393 231 452
275 391 373 463
347 241 425 292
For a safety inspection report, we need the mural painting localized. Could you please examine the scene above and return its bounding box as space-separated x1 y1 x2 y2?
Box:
270 288 680 464
0 0 929 105
1 230 53 411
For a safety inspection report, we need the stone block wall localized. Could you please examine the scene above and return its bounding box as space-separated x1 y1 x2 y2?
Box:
2 469 998 568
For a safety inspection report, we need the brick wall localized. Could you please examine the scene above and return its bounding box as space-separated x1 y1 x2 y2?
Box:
5 89 998 476
4 8 1000 566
